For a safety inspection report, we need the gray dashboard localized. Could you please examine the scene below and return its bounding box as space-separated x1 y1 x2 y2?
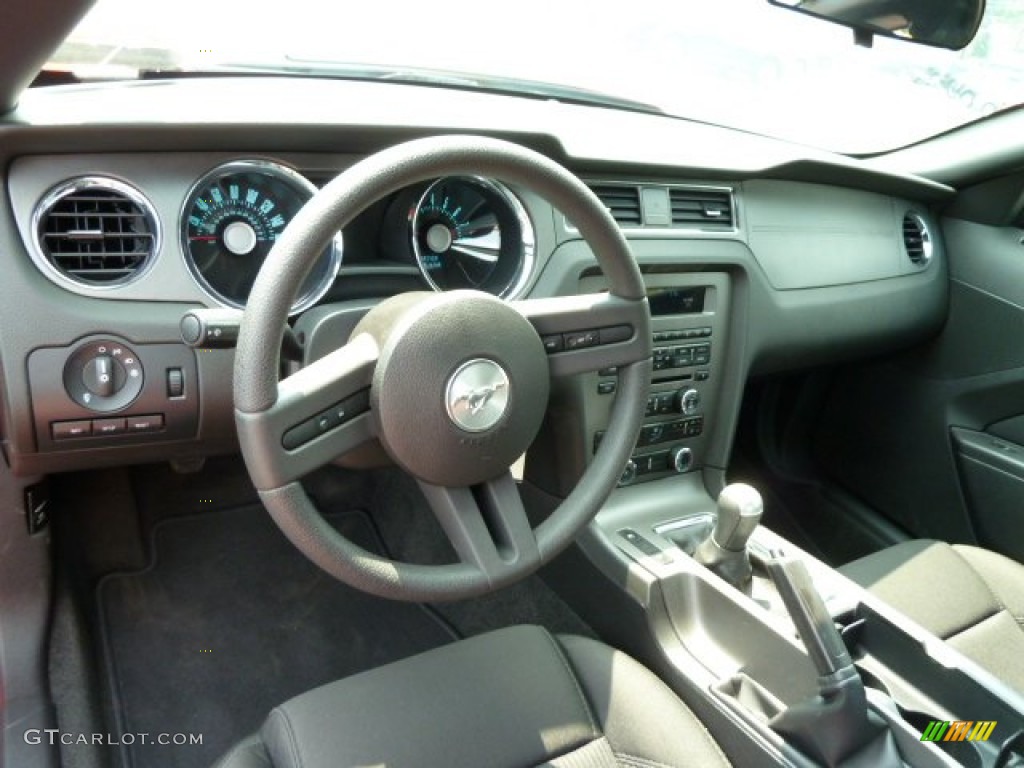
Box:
0 76 950 478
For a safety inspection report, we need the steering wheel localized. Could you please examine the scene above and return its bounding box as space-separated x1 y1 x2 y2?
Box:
234 135 652 602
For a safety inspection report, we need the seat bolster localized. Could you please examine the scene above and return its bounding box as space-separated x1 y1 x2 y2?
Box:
953 544 1024 622
558 635 731 768
258 625 599 768
211 734 272 768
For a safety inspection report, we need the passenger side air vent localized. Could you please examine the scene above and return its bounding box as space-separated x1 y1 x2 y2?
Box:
669 188 734 230
33 178 159 286
589 184 643 226
902 212 932 266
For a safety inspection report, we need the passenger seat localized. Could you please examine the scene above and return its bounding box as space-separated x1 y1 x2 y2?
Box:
842 540 1024 690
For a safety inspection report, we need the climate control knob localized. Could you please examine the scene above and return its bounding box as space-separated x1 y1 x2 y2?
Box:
619 459 638 487
676 388 700 415
670 446 694 474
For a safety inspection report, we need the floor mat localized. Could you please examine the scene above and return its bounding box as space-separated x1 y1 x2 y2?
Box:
96 505 457 768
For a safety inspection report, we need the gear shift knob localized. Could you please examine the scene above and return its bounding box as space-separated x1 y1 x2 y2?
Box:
694 483 763 592
713 483 763 552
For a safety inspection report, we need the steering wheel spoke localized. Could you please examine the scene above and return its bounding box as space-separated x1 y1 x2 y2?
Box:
236 334 379 489
418 472 540 585
514 292 650 376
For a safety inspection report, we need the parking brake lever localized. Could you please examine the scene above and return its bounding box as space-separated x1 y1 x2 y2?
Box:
766 556 898 767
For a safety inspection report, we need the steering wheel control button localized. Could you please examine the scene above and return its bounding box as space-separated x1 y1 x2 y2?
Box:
63 339 144 413
445 359 510 433
541 334 564 353
543 325 634 355
282 389 370 451
52 420 92 440
564 330 599 350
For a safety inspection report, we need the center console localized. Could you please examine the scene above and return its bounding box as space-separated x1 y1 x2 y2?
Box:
545 474 1024 768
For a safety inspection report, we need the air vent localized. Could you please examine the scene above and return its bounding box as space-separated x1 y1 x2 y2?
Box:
33 178 159 286
589 184 642 226
902 212 932 266
669 188 734 230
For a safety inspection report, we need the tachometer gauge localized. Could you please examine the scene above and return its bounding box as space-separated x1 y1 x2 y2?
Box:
411 177 534 298
181 160 341 313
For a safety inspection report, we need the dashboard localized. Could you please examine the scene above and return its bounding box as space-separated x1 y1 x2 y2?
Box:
0 77 952 486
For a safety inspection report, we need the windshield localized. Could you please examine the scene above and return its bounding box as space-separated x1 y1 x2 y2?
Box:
45 0 1024 154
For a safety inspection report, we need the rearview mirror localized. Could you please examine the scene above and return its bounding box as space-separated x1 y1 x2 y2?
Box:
768 0 985 51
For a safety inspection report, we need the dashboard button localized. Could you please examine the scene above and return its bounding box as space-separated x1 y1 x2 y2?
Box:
597 380 617 395
93 418 125 436
126 414 164 433
52 420 92 440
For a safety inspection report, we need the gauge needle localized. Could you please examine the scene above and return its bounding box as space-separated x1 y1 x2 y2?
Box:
450 229 500 263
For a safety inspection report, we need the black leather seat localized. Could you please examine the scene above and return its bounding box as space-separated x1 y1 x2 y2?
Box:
843 540 1024 690
213 624 731 768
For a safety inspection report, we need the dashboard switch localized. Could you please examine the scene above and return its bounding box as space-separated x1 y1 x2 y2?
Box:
82 355 118 397
167 368 185 399
52 420 91 440
93 418 125 436
126 414 164 433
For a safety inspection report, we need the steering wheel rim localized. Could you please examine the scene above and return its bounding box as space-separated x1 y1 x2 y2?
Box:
234 135 652 602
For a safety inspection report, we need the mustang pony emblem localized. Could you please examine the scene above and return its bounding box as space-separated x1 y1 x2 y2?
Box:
458 382 507 415
445 359 511 432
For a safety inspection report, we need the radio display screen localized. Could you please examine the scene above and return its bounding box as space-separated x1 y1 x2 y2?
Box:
647 287 705 316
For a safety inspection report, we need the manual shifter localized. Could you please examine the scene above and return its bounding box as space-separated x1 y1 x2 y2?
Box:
694 483 763 592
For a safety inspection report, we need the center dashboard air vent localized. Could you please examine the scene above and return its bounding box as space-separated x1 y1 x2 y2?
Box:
585 182 735 231
32 178 160 286
902 212 933 266
669 188 734 230
588 184 642 226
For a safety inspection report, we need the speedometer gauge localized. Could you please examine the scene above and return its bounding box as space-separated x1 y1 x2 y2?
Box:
411 177 534 299
181 160 341 314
